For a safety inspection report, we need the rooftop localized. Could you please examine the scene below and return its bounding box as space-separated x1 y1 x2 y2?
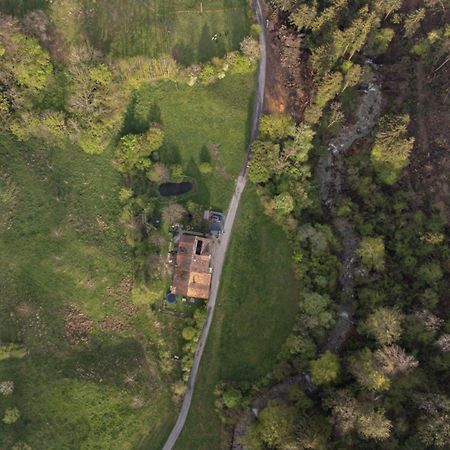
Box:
172 234 213 300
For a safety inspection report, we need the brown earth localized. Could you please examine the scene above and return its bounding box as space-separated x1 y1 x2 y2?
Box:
263 5 313 122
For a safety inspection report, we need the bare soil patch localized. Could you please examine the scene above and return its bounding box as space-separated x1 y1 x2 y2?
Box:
64 305 93 345
263 6 313 122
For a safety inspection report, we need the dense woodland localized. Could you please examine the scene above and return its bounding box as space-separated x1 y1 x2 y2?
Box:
212 1 450 449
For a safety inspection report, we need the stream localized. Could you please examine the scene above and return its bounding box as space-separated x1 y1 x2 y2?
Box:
232 66 382 449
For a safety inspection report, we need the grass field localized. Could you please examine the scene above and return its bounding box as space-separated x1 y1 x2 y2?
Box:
0 0 250 64
125 72 255 211
0 1 260 448
0 134 182 449
174 186 300 450
0 72 255 449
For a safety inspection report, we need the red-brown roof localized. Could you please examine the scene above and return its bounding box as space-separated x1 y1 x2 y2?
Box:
172 234 213 300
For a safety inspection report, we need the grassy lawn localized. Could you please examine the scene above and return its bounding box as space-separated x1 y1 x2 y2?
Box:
0 135 180 449
174 186 300 450
125 72 255 211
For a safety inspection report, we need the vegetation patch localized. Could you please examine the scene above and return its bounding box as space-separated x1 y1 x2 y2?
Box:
175 186 300 450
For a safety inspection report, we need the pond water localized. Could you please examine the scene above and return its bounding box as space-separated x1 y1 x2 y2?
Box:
158 181 193 197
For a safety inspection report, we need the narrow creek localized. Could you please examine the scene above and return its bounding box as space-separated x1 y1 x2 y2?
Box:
232 66 382 449
319 66 382 352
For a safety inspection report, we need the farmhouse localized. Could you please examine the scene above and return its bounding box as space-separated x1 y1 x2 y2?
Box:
172 234 213 300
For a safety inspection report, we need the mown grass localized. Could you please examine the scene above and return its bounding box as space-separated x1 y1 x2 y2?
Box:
174 186 300 450
0 136 177 449
124 72 255 211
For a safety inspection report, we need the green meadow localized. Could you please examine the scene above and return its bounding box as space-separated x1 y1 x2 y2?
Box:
0 135 178 449
0 0 250 64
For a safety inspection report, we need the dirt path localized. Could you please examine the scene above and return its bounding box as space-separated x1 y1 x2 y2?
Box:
231 70 382 450
161 1 267 449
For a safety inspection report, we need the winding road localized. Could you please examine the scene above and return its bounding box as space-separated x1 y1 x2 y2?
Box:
161 1 267 449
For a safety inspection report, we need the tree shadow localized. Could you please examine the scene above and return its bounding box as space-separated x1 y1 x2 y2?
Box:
245 90 256 147
199 145 211 163
159 142 181 165
172 43 195 66
186 157 210 208
198 23 216 63
120 95 162 136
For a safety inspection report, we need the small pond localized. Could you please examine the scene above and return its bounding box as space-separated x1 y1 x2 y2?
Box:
158 181 193 197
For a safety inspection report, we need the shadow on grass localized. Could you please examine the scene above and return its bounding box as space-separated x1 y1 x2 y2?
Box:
186 157 211 209
120 94 162 136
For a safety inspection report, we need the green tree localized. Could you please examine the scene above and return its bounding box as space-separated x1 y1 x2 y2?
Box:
371 115 415 184
89 64 112 86
272 192 295 215
285 334 317 359
332 6 379 60
305 72 343 124
291 124 315 163
115 134 151 175
361 307 403 345
357 236 385 272
3 407 20 424
9 33 52 91
342 63 362 90
248 140 279 183
222 388 243 409
199 162 212 174
182 326 197 341
142 127 165 152
290 3 318 30
300 292 334 331
271 0 297 12
259 114 295 141
357 408 392 441
373 0 402 19
369 28 395 55
417 262 443 287
416 394 450 448
310 351 341 385
246 401 296 449
312 0 349 32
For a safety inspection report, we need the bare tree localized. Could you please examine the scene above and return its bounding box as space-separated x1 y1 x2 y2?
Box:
375 345 418 377
162 203 186 225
